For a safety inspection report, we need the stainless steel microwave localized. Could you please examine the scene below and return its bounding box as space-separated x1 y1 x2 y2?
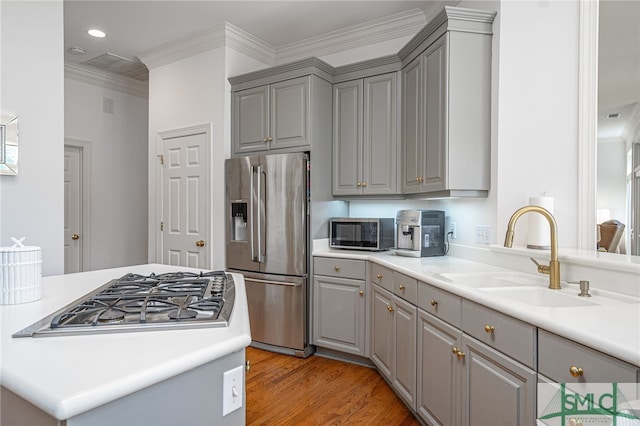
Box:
329 218 395 251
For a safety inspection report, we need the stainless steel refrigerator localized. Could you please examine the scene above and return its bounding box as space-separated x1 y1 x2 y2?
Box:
225 152 311 357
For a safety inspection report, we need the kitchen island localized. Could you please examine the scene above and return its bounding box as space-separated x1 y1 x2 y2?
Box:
0 264 251 426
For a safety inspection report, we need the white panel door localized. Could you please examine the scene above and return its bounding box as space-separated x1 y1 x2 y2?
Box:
161 131 209 268
64 145 82 273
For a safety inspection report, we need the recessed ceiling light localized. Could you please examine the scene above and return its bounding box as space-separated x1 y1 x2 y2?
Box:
87 29 106 38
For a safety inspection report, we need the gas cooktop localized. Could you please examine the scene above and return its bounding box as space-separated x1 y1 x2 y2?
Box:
13 271 235 338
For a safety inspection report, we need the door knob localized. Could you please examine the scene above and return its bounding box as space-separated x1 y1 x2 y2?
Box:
196 240 205 247
71 234 80 240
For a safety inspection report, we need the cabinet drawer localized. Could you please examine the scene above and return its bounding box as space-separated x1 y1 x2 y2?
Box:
370 263 394 291
393 271 418 305
417 281 461 328
538 329 639 383
314 257 365 280
462 301 536 368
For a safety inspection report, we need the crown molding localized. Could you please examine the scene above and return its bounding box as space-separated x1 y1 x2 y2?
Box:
138 22 275 70
64 62 148 98
274 9 427 65
138 22 226 69
224 23 276 67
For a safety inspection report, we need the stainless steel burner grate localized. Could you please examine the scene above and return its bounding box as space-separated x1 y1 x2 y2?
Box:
13 271 235 338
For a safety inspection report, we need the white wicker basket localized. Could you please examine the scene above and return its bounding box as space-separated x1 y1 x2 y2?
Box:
0 238 42 305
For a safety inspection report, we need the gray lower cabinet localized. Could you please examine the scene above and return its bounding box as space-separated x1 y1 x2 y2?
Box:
232 76 311 155
371 283 417 410
417 309 462 426
417 307 536 426
312 257 367 356
333 72 399 196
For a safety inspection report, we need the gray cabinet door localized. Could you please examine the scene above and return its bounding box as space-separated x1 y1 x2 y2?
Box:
393 296 417 410
422 36 447 192
233 85 269 154
463 335 536 426
417 310 462 426
332 80 363 195
371 284 394 381
313 275 366 356
363 73 398 195
270 76 310 151
401 57 423 193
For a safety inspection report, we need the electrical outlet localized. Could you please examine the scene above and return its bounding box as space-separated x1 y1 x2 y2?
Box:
448 222 457 239
475 225 491 244
222 365 244 416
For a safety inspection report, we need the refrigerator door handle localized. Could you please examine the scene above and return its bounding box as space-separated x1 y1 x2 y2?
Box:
259 165 267 263
254 164 265 264
246 278 303 287
250 165 258 262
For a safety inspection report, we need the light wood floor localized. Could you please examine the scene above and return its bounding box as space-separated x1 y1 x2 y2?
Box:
245 347 420 425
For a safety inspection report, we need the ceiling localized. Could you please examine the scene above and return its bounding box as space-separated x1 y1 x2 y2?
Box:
64 0 428 79
64 1 638 141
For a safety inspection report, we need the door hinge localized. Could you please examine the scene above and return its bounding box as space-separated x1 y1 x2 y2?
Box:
160 221 164 231
158 154 164 165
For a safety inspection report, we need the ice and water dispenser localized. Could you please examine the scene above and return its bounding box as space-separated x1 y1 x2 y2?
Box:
231 202 248 241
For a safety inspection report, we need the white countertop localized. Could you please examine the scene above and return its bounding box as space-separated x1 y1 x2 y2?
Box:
314 248 640 367
0 264 251 420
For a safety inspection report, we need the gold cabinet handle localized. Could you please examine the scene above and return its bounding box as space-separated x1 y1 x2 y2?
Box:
569 366 584 377
71 234 80 240
387 305 394 313
451 347 465 358
361 182 367 187
267 136 273 142
196 240 205 247
376 274 383 279
430 299 438 306
334 266 340 272
359 290 364 296
484 325 495 334
356 182 362 187
263 138 268 143
399 284 405 291
416 177 421 183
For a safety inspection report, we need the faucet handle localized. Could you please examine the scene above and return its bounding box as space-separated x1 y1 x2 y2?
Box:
530 257 550 274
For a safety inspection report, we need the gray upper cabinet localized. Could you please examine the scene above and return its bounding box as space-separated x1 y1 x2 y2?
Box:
400 7 496 198
233 76 310 155
333 72 399 196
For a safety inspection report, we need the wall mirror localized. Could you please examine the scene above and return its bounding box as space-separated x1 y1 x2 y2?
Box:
579 0 640 256
597 0 639 256
0 114 19 176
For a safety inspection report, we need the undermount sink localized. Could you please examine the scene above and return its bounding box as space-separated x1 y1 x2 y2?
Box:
438 272 549 288
479 286 597 307
479 286 639 308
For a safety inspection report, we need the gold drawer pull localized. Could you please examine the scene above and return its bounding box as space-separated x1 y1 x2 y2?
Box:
399 284 405 291
376 274 383 279
569 366 584 377
359 290 364 296
334 266 340 272
484 325 495 334
430 299 438 306
387 305 394 313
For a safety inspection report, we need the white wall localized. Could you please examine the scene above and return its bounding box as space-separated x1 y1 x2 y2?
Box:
64 77 149 270
146 46 268 270
0 1 64 276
